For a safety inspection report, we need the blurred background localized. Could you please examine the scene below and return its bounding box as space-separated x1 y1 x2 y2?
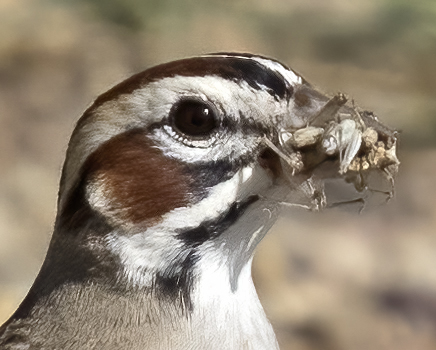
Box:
0 0 435 349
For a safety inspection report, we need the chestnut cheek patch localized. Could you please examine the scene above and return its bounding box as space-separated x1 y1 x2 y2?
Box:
84 129 193 227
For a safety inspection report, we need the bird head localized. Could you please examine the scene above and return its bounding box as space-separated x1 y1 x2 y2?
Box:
44 53 398 308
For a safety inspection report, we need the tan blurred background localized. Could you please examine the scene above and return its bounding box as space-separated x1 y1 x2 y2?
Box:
1 0 435 349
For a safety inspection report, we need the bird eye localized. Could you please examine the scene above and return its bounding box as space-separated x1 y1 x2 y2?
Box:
170 99 218 138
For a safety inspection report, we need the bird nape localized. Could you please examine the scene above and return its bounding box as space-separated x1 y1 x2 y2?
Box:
0 53 398 350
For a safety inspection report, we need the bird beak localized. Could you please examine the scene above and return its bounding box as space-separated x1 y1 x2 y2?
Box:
260 83 399 211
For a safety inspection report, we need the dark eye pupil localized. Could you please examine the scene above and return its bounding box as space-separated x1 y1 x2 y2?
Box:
171 100 217 137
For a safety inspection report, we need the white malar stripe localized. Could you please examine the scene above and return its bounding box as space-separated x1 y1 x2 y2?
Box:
241 167 253 183
158 167 245 231
106 168 251 287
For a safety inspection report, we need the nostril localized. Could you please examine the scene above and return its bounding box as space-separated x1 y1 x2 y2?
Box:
258 148 283 179
294 89 311 108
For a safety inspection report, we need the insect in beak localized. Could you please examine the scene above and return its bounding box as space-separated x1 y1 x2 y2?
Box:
262 91 399 212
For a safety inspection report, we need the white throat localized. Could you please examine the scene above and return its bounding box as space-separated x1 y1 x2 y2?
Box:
188 256 279 350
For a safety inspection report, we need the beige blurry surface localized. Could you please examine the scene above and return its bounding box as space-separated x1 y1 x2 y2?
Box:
1 1 436 349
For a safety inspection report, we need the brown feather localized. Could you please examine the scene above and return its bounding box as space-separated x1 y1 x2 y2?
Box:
85 129 193 227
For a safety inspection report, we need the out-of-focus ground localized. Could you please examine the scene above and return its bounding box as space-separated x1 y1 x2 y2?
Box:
1 0 435 349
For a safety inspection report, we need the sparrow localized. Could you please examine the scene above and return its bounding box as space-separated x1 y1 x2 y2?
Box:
0 53 398 350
